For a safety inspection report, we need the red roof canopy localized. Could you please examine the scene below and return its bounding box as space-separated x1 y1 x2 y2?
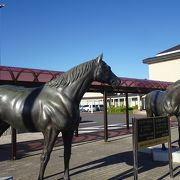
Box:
0 65 172 94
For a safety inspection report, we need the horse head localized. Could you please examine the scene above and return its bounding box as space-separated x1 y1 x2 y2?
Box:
94 54 120 88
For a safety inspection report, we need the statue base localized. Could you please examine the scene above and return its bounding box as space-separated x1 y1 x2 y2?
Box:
139 146 180 163
0 176 13 180
153 147 180 163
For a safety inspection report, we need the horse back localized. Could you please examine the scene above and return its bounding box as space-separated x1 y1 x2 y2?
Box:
145 90 166 116
0 85 80 132
0 85 43 132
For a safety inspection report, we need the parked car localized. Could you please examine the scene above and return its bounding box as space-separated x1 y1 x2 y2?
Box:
79 105 87 112
81 105 90 112
96 104 104 111
80 104 104 112
84 105 96 112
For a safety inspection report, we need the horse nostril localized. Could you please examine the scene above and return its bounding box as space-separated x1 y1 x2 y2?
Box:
110 79 118 88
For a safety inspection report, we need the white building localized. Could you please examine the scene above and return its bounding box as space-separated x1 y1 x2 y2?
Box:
143 44 180 82
81 92 142 110
81 44 180 110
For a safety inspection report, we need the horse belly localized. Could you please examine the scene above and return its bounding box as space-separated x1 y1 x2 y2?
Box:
0 95 38 132
51 113 78 131
0 105 27 131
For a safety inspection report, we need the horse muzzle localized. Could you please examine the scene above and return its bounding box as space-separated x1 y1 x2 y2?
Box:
110 75 121 88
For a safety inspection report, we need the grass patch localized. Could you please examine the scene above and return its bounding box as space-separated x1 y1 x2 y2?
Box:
107 106 137 114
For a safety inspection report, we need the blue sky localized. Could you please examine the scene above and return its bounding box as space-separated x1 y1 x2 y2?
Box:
0 0 180 79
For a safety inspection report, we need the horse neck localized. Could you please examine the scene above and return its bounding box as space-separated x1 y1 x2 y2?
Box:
58 71 94 104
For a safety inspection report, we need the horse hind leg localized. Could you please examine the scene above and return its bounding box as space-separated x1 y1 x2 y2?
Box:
38 127 59 180
177 116 180 148
62 130 74 180
0 120 10 137
178 125 180 148
146 109 153 117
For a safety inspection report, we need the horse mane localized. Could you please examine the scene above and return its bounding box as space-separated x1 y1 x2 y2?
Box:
46 59 97 88
167 79 180 90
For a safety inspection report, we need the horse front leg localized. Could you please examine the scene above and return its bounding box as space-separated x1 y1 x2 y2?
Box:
38 127 59 180
177 116 180 148
0 120 10 137
62 130 74 180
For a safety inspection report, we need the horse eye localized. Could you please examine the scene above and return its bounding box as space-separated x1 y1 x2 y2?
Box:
106 66 110 71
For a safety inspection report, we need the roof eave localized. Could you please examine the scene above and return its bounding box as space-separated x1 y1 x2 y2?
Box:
143 51 180 64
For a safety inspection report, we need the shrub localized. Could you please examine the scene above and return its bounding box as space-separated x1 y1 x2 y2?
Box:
107 106 134 114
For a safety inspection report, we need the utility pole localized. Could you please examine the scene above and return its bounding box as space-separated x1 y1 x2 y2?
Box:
0 3 5 67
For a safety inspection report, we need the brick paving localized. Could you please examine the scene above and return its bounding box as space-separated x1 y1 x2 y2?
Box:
0 126 180 180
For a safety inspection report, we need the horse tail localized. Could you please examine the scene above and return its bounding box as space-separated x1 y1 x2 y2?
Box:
145 93 153 117
0 120 10 137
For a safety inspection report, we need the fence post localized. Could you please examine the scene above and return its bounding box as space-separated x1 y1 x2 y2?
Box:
103 90 108 142
125 93 129 129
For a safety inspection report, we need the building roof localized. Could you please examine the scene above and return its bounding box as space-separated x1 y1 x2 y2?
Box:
157 44 180 56
143 51 180 65
0 65 172 94
143 44 180 65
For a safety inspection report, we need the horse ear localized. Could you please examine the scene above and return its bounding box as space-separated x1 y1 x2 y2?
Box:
97 53 103 64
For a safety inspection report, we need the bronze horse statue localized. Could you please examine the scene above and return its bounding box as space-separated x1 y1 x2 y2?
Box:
0 54 120 180
145 80 180 149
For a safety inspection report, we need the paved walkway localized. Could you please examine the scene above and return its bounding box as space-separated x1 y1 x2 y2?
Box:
0 126 180 180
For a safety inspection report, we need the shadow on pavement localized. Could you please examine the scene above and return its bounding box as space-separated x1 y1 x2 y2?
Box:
45 151 171 180
0 128 132 161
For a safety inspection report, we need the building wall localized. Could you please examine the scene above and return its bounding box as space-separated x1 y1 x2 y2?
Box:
81 93 142 110
149 58 180 82
81 92 104 106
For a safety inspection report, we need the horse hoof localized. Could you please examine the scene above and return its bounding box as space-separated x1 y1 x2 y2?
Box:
63 174 70 180
63 177 70 180
161 146 167 151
